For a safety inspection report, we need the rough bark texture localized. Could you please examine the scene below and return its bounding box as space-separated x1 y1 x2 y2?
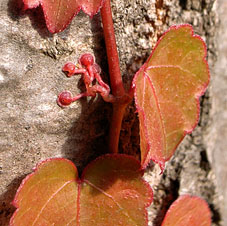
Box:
0 0 225 225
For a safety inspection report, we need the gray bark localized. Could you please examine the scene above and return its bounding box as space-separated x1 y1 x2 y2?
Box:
0 0 225 225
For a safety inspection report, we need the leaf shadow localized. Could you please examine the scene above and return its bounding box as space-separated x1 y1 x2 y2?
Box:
0 175 27 226
7 0 53 39
90 14 109 81
60 96 112 175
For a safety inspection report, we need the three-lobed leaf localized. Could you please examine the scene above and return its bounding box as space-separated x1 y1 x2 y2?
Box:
10 154 153 226
161 195 211 226
133 25 210 170
23 0 104 33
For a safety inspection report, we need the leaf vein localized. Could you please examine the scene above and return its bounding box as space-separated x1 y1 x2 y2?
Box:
32 180 75 226
147 65 197 78
144 70 167 157
83 179 139 225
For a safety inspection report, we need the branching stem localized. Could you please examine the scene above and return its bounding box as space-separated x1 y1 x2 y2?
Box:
100 0 132 153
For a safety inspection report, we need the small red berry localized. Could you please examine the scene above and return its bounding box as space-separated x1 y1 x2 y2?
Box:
92 64 101 74
57 91 72 107
79 54 94 67
62 62 76 76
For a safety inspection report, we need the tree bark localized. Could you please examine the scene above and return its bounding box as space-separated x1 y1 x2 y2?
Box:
0 0 225 225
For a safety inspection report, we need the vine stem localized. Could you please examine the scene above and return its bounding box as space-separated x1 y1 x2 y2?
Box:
100 0 124 97
100 0 132 154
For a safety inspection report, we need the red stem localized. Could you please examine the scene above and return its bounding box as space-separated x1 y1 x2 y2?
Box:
100 0 125 97
108 103 127 153
100 0 133 154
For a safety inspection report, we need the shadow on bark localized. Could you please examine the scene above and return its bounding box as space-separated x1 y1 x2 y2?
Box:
0 175 26 225
7 0 53 38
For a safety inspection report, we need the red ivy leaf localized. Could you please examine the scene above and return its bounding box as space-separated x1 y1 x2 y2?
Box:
23 0 104 33
10 154 153 225
161 195 211 226
133 24 210 170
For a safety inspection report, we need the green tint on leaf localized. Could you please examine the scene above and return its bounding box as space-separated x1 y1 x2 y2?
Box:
10 159 79 225
23 0 104 33
161 195 211 226
133 25 210 170
10 155 153 226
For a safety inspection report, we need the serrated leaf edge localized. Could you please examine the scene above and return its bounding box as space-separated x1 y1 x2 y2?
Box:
23 0 105 33
133 24 210 170
10 155 153 225
9 158 78 226
81 154 153 225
